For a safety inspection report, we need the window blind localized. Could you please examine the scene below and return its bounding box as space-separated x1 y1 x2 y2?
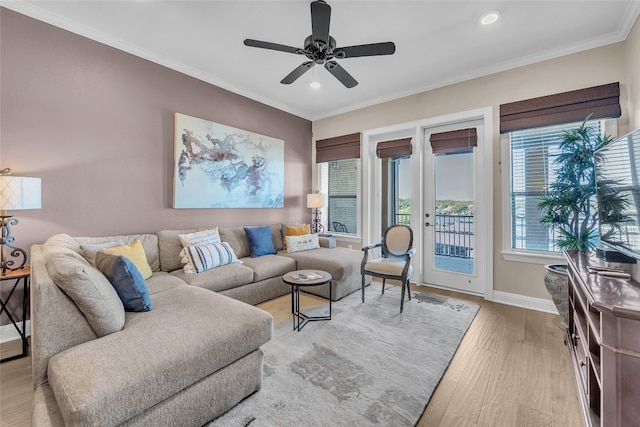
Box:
500 82 620 134
376 138 412 158
430 128 477 154
510 120 602 252
315 133 361 163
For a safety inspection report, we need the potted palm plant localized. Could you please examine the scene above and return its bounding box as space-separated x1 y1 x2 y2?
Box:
537 116 613 326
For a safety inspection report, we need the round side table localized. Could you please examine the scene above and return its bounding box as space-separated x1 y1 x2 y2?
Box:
282 270 332 331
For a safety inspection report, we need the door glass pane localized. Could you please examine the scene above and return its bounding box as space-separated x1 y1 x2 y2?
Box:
434 150 475 275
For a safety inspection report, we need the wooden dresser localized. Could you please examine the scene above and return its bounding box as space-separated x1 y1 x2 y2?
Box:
564 251 640 427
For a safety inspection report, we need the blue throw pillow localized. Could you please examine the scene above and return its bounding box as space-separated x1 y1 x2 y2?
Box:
95 252 152 312
244 226 276 257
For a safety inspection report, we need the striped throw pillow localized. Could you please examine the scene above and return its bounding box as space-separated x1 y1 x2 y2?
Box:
179 242 240 274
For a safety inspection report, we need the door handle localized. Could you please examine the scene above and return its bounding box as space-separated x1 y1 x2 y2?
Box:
425 222 431 227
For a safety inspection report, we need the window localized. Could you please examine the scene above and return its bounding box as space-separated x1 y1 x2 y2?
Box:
318 159 359 235
504 119 609 260
384 156 411 228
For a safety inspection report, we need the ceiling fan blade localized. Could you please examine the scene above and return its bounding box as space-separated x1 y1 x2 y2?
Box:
244 39 301 54
281 61 315 84
338 42 396 58
311 0 331 46
324 61 358 88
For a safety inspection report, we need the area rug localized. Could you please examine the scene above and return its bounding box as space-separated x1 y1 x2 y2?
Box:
211 285 479 427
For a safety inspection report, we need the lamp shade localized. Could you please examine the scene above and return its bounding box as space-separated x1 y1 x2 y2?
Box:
306 193 326 209
0 176 41 211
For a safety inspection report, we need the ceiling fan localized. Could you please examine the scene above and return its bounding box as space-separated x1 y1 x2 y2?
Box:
244 0 395 88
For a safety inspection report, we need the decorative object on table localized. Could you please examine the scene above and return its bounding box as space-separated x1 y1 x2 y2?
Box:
173 113 284 209
537 117 620 327
361 224 416 313
307 192 326 234
0 168 41 275
210 285 479 426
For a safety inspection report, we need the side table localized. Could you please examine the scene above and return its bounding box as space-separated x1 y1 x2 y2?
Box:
0 266 30 363
282 270 332 331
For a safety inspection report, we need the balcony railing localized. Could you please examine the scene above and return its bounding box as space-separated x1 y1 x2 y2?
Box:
394 213 410 225
393 212 474 260
435 213 474 259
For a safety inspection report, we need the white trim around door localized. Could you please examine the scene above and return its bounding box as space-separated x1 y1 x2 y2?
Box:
362 107 493 300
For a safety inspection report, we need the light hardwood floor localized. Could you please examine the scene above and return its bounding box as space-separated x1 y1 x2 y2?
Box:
0 285 583 427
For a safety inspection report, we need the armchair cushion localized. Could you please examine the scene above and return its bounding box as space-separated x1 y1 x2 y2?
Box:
363 258 413 278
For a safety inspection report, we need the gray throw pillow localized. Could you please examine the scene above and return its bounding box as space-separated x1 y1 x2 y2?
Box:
45 251 125 337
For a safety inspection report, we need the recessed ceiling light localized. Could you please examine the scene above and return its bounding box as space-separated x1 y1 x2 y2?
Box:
310 81 321 89
480 10 500 25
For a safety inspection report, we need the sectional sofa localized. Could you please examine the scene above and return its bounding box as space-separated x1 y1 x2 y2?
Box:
30 223 364 426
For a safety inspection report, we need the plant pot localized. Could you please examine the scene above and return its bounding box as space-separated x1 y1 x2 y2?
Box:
544 264 569 329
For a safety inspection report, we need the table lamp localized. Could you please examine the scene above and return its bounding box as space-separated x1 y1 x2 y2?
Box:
306 192 326 234
0 169 41 275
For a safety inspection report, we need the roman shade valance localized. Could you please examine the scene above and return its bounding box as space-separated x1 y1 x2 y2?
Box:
376 138 412 158
315 132 361 163
499 82 621 134
429 128 477 154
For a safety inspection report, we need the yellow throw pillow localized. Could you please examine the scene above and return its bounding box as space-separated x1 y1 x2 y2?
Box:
284 224 311 251
100 240 153 279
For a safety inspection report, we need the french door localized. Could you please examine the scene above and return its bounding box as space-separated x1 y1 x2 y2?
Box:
422 120 486 295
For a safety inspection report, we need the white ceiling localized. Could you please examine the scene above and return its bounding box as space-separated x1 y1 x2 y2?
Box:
4 1 640 120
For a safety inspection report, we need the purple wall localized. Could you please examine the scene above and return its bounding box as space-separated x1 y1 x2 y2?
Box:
0 8 312 326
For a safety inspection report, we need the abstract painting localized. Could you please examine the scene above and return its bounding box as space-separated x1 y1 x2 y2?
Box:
174 113 284 208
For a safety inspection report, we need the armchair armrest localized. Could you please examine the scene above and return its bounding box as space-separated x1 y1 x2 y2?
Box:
362 243 382 253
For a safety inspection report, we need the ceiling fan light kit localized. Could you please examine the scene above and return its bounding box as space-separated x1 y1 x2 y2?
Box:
480 10 501 25
244 0 395 88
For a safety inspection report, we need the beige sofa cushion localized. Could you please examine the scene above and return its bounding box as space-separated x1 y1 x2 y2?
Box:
157 228 212 272
47 286 272 426
44 233 81 252
240 254 296 282
218 226 252 258
43 247 125 337
171 263 254 292
281 247 360 281
145 271 187 295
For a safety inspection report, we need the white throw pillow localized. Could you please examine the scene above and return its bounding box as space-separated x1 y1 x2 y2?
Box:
178 228 220 247
179 242 240 274
285 234 320 253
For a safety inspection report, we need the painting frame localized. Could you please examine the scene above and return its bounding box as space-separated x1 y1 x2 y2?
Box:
173 113 284 209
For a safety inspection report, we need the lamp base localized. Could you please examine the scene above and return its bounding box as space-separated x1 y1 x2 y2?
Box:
311 208 325 234
1 215 27 275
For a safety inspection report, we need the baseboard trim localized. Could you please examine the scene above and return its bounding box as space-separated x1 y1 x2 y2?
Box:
0 320 31 344
491 291 558 314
